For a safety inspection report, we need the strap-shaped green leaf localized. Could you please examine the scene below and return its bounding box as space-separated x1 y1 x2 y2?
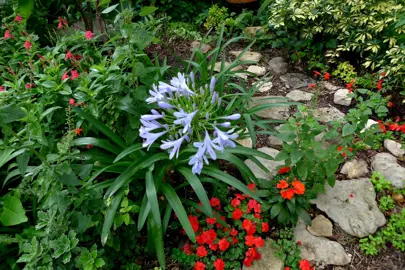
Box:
146 170 161 227
101 188 124 245
74 137 121 155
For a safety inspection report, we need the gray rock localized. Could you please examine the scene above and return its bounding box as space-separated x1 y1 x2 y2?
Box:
286 90 314 102
334 89 353 106
247 65 266 76
244 26 264 38
258 82 273 93
280 73 315 89
372 153 405 188
230 50 262 62
312 179 386 238
213 62 243 73
244 147 284 181
340 159 369 179
307 215 333 237
313 107 345 123
250 96 290 120
266 125 284 147
190 41 212 53
384 139 405 157
236 129 253 148
268 57 288 75
242 240 284 270
295 220 351 265
323 81 340 92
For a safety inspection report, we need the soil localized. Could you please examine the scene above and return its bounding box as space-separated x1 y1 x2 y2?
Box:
146 38 405 270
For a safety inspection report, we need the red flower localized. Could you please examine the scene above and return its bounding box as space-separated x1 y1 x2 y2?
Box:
246 247 261 260
342 152 347 158
346 79 355 93
196 234 204 245
196 246 208 258
299 259 313 270
388 102 393 108
382 71 387 77
245 235 255 247
86 144 93 149
210 198 221 208
348 147 353 152
277 180 289 189
85 31 94 40
218 238 230 251
254 213 261 219
309 83 316 89
337 145 343 151
243 256 254 267
194 261 206 270
71 70 80 80
278 166 291 175
230 228 238 236
401 124 405 134
57 17 68 29
292 180 305 195
313 70 321 77
74 128 83 136
69 98 76 106
242 219 253 231
297 240 302 246
25 83 34 89
232 236 238 244
0 86 4 92
183 242 193 255
349 193 354 198
25 41 32 50
62 72 70 80
262 222 269 232
209 243 218 251
247 183 256 192
285 268 291 270
389 123 401 131
15 15 23 22
255 237 265 247
231 198 241 208
66 50 73 60
324 72 331 80
201 229 217 245
232 208 243 220
206 217 216 225
4 30 13 40
213 258 225 270
189 215 199 233
247 199 259 212
280 188 295 200
379 123 387 132
235 194 245 200
376 80 383 91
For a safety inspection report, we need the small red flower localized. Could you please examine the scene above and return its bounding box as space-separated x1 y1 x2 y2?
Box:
66 50 73 60
25 83 34 89
349 193 354 198
189 215 199 233
206 217 216 225
297 240 302 246
342 152 347 158
247 183 256 192
235 194 245 200
57 17 68 29
15 15 23 22
87 144 93 149
346 79 355 93
0 86 4 92
299 259 313 270
388 102 393 108
232 236 238 244
232 208 243 220
196 246 208 257
218 238 230 251
245 235 255 247
69 98 76 106
4 30 13 40
24 41 32 50
278 166 291 175
262 222 269 232
348 147 353 152
376 80 384 91
183 242 193 255
85 30 94 40
389 123 401 131
231 198 241 208
194 261 206 270
337 145 343 151
210 198 221 208
230 228 238 236
324 72 331 80
74 128 83 136
71 70 80 80
313 70 321 77
277 180 289 189
292 180 305 195
285 268 291 270
62 72 70 80
213 258 225 270
254 213 261 219
243 256 253 267
255 237 265 247
216 216 226 228
309 83 316 89
209 243 218 251
280 188 295 200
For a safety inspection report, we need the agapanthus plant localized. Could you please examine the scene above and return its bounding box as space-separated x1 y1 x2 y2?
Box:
140 72 241 174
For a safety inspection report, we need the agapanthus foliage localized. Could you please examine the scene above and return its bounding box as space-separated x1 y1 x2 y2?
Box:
140 72 241 174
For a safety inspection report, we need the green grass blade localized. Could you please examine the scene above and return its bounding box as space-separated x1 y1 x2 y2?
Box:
243 114 256 148
216 152 257 183
163 205 172 233
113 143 143 163
73 137 121 155
101 188 124 245
138 194 151 231
146 169 162 227
148 215 165 269
225 145 274 160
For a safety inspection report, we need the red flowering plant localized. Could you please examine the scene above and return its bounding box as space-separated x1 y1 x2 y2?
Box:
171 186 271 269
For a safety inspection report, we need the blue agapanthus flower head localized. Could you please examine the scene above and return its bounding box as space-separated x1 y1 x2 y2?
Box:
139 72 241 174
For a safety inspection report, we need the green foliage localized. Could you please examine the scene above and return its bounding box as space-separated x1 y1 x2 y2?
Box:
0 195 28 226
378 196 396 211
332 62 357 83
371 172 392 192
171 248 198 266
204 4 233 32
165 22 202 42
272 228 301 270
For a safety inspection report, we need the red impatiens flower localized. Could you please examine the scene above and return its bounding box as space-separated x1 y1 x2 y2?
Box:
15 15 23 22
349 193 354 198
85 30 94 40
213 258 225 270
194 261 206 270
313 70 321 77
389 123 401 131
232 208 243 220
230 228 238 236
388 102 393 108
218 238 230 251
189 215 199 232
25 41 32 50
299 259 313 270
243 256 253 267
69 98 76 106
245 235 255 247
210 198 221 208
324 72 331 80
262 222 269 232
346 79 355 93
66 50 73 60
71 70 80 80
376 80 384 91
183 242 193 255
25 83 34 89
201 229 217 245
292 180 305 195
235 193 245 200
57 17 68 29
277 180 289 189
254 213 261 219
297 240 302 246
62 72 70 80
279 166 291 175
206 217 216 225
232 236 238 244
74 128 83 136
4 30 13 40
196 246 208 258
231 198 241 208
285 268 291 270
209 243 218 251
337 145 343 151
255 237 265 247
247 199 259 212
280 188 295 200
342 152 347 158
348 147 353 153
309 83 316 89
243 220 256 235
247 183 256 191
86 144 93 149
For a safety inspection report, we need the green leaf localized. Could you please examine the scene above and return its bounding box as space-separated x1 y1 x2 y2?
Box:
297 162 308 180
102 3 119 14
41 81 58 89
146 170 161 227
277 207 288 223
243 114 255 147
0 105 26 124
342 123 357 136
101 189 124 245
113 144 143 163
0 148 15 169
139 6 158 16
327 175 336 187
137 194 151 231
73 137 121 155
18 0 34 21
0 195 28 226
291 147 303 164
58 173 81 186
271 204 281 219
160 182 196 242
225 146 273 161
16 151 30 176
274 151 288 161
297 207 311 225
148 215 165 269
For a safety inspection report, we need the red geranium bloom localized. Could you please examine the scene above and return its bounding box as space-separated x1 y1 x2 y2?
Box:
71 70 80 80
279 166 291 175
196 246 208 258
232 208 243 220
247 183 256 191
85 30 94 40
183 242 193 255
231 198 241 208
189 215 199 232
299 259 313 270
194 261 206 270
292 180 305 195
277 180 289 189
213 258 225 270
218 238 230 251
313 70 321 77
324 72 331 80
255 237 265 247
74 128 83 136
62 72 70 80
25 41 32 50
280 188 295 200
209 243 218 251
262 222 269 232
235 194 245 200
309 83 316 89
230 228 238 236
4 30 13 40
15 15 23 22
245 235 255 247
206 217 216 225
210 198 221 208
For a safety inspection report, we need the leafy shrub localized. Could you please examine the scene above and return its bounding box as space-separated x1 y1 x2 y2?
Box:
204 4 233 32
165 22 202 42
332 62 357 83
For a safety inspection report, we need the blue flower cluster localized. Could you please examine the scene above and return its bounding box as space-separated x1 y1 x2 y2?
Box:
140 73 241 174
